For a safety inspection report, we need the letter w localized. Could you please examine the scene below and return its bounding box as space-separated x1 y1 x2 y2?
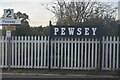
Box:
68 28 75 35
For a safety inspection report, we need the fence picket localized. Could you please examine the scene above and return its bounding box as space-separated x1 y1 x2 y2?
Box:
113 36 116 69
5 36 7 67
37 36 40 68
95 39 98 68
109 37 112 69
102 37 105 69
54 38 56 68
46 37 49 68
15 36 17 67
51 38 53 68
87 39 90 69
64 38 67 68
105 37 108 69
18 36 20 68
44 36 47 68
21 36 24 67
74 38 77 68
117 37 119 69
24 36 27 68
68 38 70 69
1 36 4 67
71 38 73 69
91 38 94 68
31 36 33 68
81 38 84 69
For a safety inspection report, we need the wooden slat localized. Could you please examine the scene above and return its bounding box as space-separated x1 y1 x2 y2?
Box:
34 36 37 68
61 39 63 69
81 38 84 69
31 36 33 68
44 36 47 68
102 37 105 69
64 38 67 68
18 36 20 67
109 37 112 69
84 38 87 69
37 36 40 68
74 38 77 68
5 36 7 66
51 38 53 68
117 37 119 69
15 36 17 67
78 38 80 68
68 38 70 69
24 36 27 67
27 36 30 67
113 37 116 69
54 38 56 67
95 39 98 68
21 36 24 67
71 38 73 69
105 37 108 69
2 36 4 66
88 39 91 69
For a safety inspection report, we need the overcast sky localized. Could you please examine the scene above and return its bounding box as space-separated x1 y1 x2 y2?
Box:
0 0 120 28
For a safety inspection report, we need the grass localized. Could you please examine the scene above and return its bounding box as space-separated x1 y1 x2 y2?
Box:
1 68 120 76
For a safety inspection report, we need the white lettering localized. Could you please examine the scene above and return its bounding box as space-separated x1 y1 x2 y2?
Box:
2 20 15 23
85 28 89 35
54 28 59 35
92 28 97 35
68 28 75 35
61 28 66 35
53 27 98 36
77 28 82 35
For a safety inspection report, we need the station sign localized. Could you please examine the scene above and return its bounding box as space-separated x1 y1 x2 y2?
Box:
0 19 21 25
50 26 101 38
0 9 21 26
4 9 14 19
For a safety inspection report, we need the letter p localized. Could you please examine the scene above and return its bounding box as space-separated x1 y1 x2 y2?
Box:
54 28 59 35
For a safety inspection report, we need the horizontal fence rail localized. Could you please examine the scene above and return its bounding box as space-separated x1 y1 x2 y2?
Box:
0 36 120 70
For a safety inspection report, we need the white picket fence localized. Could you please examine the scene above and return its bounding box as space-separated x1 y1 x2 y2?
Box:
102 37 120 70
51 38 100 70
0 36 119 70
0 36 49 68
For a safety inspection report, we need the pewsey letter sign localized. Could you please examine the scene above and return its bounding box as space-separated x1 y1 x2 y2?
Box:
51 26 101 38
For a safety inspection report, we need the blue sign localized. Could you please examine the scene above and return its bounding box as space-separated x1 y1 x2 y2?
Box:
50 26 101 38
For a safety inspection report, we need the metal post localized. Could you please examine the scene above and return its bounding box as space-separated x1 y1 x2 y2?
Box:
6 30 11 71
7 37 11 71
48 21 52 71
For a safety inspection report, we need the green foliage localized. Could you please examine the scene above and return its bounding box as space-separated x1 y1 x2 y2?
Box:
12 25 50 36
13 24 30 36
12 12 50 36
29 26 50 36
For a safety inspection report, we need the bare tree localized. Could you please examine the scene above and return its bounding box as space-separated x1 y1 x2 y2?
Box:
43 0 118 35
44 0 117 26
